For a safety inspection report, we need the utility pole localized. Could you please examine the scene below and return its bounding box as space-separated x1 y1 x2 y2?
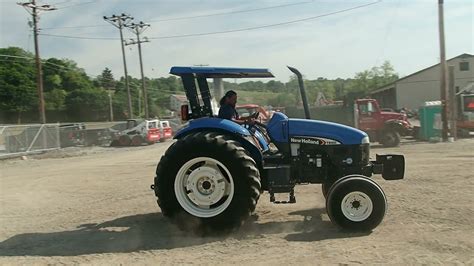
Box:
448 65 457 140
125 21 150 119
18 0 56 123
108 89 114 122
104 13 134 119
438 0 449 141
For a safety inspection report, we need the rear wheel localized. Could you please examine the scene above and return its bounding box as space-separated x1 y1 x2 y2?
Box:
131 135 143 146
154 132 261 234
326 175 387 231
118 135 131 146
381 130 400 147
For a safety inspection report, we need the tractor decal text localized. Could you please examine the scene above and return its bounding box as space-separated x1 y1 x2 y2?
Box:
290 137 340 145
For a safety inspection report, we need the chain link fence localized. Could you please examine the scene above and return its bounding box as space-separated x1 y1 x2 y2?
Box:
0 123 60 158
0 119 183 159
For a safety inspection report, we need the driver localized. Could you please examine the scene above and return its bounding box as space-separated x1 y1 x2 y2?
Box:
218 90 255 125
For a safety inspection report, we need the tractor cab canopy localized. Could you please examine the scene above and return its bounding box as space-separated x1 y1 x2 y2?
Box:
170 66 274 78
170 66 274 119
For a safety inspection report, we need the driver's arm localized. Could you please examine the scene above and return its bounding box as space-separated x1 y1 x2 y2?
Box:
231 117 255 125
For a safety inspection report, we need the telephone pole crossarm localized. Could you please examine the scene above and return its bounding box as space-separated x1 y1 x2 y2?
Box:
124 21 151 119
104 13 135 118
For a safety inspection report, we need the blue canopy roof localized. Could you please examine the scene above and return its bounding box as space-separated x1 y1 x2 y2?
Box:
170 66 274 78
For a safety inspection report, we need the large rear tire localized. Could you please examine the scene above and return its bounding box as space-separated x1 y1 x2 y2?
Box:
326 175 387 231
154 132 261 234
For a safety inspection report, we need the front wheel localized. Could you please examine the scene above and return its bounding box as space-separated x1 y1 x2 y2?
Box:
118 135 131 146
326 175 387 231
154 132 261 234
321 180 335 198
381 130 401 147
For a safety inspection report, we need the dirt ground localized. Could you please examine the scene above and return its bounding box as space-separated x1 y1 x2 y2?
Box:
0 139 473 265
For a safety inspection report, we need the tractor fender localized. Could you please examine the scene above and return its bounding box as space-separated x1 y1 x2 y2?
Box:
174 117 264 166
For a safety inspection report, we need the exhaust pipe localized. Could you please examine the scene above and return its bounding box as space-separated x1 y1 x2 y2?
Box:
287 66 311 120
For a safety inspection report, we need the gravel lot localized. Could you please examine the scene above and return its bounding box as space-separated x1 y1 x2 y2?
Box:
0 139 473 264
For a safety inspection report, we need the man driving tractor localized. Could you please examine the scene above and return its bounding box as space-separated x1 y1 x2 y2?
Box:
218 90 256 124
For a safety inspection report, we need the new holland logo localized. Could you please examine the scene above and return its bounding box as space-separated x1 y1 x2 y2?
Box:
290 137 340 145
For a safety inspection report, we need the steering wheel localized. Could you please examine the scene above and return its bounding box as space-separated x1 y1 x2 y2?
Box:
249 111 259 119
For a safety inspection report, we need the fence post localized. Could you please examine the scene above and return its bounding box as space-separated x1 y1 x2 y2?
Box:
26 124 44 152
56 123 60 149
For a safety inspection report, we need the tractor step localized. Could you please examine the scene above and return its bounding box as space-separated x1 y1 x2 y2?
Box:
270 189 296 204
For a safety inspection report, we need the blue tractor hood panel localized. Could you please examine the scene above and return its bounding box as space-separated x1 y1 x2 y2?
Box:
174 117 251 139
288 119 367 145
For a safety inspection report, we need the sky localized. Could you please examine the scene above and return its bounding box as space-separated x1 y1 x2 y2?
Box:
0 0 473 82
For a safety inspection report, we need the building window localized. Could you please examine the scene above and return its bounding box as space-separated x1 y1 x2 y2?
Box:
459 61 469 71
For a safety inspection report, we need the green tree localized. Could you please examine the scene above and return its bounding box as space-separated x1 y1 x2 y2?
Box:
0 47 37 123
347 61 399 98
65 88 109 121
98 67 115 89
44 89 67 111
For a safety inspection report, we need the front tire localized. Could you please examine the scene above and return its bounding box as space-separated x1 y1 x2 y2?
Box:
154 132 261 234
381 130 401 147
321 180 335 198
118 135 131 146
326 175 387 231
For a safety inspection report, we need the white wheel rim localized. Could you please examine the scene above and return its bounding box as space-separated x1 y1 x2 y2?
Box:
341 191 373 222
174 157 234 218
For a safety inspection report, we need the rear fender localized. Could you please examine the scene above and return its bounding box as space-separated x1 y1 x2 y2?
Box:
174 118 264 167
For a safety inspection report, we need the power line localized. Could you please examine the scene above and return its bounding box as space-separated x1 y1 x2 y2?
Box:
39 1 313 30
41 24 109 30
39 1 382 41
0 54 95 76
39 34 116 40
49 0 73 5
149 1 314 22
150 1 381 40
55 0 96 10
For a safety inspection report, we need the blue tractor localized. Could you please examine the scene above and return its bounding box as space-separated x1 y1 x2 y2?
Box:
153 66 405 234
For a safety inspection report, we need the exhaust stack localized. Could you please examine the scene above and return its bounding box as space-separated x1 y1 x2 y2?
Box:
287 66 311 119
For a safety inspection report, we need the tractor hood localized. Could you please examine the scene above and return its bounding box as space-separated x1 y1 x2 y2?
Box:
288 119 368 145
267 113 368 145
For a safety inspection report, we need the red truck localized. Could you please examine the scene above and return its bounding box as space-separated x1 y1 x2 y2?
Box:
354 99 412 146
286 98 413 147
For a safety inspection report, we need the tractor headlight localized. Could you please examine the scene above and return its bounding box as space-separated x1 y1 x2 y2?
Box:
361 136 370 144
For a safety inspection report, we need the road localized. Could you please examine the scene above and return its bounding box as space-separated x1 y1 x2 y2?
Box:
0 140 473 264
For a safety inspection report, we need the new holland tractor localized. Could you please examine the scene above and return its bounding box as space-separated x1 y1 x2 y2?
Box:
152 66 405 234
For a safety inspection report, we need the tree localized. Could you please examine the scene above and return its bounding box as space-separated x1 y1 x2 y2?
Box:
44 89 67 111
346 61 399 98
99 67 115 89
65 88 109 121
0 47 37 123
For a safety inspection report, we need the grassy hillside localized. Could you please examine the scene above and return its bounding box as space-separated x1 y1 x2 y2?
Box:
235 90 281 106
